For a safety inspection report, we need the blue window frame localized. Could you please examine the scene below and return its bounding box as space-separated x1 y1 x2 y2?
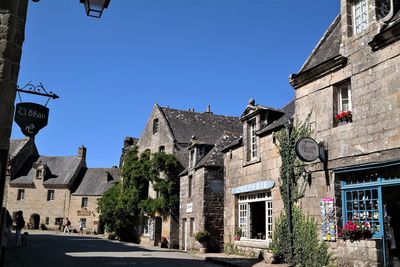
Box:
341 176 400 238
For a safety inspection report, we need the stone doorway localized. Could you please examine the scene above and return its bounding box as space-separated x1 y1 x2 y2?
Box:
30 213 40 229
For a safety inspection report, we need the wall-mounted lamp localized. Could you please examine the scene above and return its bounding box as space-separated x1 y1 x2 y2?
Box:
80 0 111 18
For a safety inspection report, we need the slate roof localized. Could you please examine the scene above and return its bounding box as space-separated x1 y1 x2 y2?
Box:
179 132 241 176
73 168 120 196
195 132 241 168
10 155 82 187
159 106 242 145
257 100 295 135
300 15 342 72
9 138 30 159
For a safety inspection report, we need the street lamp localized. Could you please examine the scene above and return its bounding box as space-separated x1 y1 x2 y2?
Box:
80 0 111 18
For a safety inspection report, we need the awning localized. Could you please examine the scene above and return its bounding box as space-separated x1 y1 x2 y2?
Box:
231 180 275 195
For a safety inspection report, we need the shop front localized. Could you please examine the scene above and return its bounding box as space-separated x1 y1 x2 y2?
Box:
335 160 400 266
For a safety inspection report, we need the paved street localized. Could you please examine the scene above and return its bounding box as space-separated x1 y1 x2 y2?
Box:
5 231 219 267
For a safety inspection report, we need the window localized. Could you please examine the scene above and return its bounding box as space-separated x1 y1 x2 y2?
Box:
81 197 88 208
152 118 159 134
189 149 195 168
188 175 193 198
47 190 54 201
81 218 87 229
353 0 368 34
17 189 25 201
189 218 195 237
143 216 151 236
36 169 43 179
237 191 272 240
45 217 49 225
159 146 165 153
334 81 352 125
247 120 257 160
337 82 352 113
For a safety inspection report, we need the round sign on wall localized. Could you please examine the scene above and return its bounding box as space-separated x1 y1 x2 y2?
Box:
295 137 320 162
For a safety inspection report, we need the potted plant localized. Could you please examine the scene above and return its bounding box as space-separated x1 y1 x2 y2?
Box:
195 230 210 253
234 227 242 241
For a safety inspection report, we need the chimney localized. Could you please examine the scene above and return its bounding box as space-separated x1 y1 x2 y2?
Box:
78 145 87 159
205 105 213 114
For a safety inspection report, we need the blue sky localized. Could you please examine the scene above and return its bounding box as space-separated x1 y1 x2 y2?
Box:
12 0 339 167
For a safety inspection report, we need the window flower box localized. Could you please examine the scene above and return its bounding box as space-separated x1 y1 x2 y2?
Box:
338 221 373 242
335 111 352 124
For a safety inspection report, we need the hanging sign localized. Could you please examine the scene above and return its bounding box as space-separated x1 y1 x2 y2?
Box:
295 137 320 162
14 102 49 137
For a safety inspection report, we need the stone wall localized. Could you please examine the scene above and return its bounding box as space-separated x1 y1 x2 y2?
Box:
224 132 283 259
7 184 71 230
293 2 400 265
69 195 100 233
0 0 28 211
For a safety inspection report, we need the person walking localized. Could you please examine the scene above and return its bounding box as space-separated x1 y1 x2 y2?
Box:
63 217 70 234
15 211 25 247
79 219 84 235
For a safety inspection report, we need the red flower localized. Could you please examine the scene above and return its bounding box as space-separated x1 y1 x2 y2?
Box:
341 111 347 117
336 114 342 120
347 111 352 116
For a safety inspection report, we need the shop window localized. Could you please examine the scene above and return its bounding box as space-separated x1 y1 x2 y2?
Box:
152 119 159 134
17 189 25 201
47 190 54 201
353 0 368 34
45 217 49 225
81 197 88 208
342 187 381 236
237 191 272 240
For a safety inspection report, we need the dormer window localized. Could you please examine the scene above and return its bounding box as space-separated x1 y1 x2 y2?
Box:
36 169 43 179
248 120 257 160
189 149 195 168
353 0 368 34
153 118 159 134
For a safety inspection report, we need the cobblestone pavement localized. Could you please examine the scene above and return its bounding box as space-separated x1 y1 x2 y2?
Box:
5 231 220 267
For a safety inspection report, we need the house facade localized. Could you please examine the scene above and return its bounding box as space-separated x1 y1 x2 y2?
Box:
69 167 120 233
223 99 294 259
136 104 241 248
7 145 87 230
179 132 240 252
290 0 400 265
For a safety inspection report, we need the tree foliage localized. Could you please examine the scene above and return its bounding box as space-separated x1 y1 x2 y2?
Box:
270 114 330 266
98 146 180 242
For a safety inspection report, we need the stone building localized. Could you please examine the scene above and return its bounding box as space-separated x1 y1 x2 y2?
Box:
136 104 241 248
5 138 38 207
7 145 87 230
69 167 120 233
222 99 294 259
179 132 240 252
290 0 400 265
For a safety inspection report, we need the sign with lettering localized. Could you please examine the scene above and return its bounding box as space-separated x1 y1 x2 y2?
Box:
295 137 319 162
77 209 91 216
231 180 275 195
186 203 193 213
14 102 49 137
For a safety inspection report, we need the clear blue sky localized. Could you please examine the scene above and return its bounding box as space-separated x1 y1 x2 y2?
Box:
12 0 340 167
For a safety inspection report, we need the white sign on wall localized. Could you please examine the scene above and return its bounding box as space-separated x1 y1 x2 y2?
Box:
186 203 193 213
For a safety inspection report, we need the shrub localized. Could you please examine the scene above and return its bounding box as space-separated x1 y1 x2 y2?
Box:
271 206 330 267
195 231 211 243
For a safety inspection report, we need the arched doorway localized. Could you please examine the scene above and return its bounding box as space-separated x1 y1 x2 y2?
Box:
30 214 40 229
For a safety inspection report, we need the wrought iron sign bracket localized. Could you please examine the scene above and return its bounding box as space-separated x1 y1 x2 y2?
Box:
17 82 59 106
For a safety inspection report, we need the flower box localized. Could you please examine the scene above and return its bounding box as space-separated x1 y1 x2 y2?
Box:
335 111 352 124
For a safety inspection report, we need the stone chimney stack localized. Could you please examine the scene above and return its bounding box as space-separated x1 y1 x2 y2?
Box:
78 145 87 159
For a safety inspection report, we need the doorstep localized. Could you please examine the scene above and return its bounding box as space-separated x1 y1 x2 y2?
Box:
191 252 287 267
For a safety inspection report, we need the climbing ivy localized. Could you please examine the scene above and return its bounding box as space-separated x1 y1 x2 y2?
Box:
270 114 330 266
